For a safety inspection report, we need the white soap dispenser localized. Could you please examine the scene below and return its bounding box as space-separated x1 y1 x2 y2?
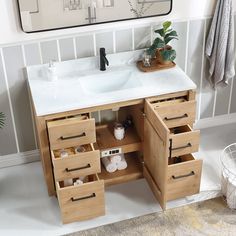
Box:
47 60 58 82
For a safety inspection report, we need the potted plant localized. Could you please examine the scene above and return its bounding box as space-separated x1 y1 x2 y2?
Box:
147 21 178 65
0 112 5 129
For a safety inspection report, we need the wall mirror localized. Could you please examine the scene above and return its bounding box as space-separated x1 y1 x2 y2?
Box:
17 0 172 33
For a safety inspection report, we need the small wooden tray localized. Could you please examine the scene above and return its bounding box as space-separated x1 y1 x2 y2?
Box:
137 59 176 72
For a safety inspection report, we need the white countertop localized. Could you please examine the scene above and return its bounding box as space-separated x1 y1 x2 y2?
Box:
27 50 196 116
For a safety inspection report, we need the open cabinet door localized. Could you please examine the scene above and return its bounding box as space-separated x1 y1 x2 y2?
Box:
143 99 170 210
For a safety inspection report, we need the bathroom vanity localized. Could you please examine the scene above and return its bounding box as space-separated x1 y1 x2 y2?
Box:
27 51 202 224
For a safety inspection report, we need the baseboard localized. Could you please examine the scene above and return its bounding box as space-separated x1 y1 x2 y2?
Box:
194 113 236 130
0 149 40 169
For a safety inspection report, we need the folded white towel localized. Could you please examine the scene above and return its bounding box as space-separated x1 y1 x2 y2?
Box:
117 156 128 170
64 179 73 187
102 157 117 173
109 155 122 164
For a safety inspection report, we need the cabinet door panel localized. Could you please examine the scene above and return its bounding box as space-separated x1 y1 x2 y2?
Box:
143 118 168 210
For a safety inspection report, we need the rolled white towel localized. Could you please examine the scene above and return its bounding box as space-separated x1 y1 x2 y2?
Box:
109 155 122 164
117 156 127 170
102 157 117 173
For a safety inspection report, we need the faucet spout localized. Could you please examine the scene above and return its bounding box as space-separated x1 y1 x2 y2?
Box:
100 48 109 71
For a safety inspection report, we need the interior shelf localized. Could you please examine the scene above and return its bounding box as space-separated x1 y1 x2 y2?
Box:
95 124 142 154
98 153 143 187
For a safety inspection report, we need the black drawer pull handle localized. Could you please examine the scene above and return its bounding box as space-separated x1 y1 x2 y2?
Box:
71 193 96 202
60 132 86 140
172 171 195 180
66 164 91 172
172 143 192 151
165 114 188 121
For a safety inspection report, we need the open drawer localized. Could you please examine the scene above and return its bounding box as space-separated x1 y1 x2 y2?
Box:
56 174 105 224
47 115 96 150
146 96 196 129
145 98 199 157
169 125 200 157
166 154 202 201
51 144 100 181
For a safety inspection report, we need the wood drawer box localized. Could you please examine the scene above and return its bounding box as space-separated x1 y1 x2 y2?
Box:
170 125 200 157
56 174 105 224
166 154 202 201
148 97 196 129
47 116 96 150
51 144 100 181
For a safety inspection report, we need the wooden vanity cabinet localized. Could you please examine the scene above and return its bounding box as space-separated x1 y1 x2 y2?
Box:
33 89 202 223
143 91 202 209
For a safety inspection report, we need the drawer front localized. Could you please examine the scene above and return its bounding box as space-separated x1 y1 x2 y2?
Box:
56 177 105 224
52 149 101 181
47 117 96 149
166 155 202 201
155 100 196 128
170 125 200 157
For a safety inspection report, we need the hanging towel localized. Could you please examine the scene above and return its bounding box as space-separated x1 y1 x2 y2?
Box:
205 0 235 87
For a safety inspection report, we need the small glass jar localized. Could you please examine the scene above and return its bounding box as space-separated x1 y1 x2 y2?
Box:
114 123 125 140
142 50 151 67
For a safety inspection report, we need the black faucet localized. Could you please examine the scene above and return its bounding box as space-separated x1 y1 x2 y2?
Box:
100 48 109 71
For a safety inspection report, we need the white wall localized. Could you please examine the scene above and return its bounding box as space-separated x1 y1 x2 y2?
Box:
0 0 226 45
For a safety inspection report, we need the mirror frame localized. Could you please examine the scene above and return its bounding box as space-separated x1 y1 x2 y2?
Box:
17 0 173 33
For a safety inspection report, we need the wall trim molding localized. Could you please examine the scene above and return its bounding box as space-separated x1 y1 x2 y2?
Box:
0 149 40 169
195 113 236 130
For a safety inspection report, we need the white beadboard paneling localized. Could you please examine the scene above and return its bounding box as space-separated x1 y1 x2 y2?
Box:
0 52 18 155
91 111 100 124
115 29 132 53
230 76 236 113
187 19 205 118
76 35 94 58
2 46 36 152
134 26 151 50
215 79 233 116
100 110 116 123
199 18 215 119
59 38 75 61
96 32 114 55
171 21 188 71
40 40 59 64
24 43 41 66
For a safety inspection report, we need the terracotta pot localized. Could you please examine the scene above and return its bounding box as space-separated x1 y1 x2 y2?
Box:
155 45 173 65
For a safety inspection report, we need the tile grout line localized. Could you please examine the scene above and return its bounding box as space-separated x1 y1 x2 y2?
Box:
184 21 190 73
56 40 61 62
0 48 20 153
131 28 135 51
73 37 77 59
38 42 43 64
113 31 116 53
197 19 207 121
21 45 38 150
228 78 234 114
212 89 217 117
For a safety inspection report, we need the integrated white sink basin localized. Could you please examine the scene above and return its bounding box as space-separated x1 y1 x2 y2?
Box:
26 50 197 116
80 70 142 94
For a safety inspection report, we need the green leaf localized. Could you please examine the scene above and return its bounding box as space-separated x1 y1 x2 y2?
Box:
164 36 178 45
165 30 178 38
160 49 176 61
154 29 165 37
153 37 165 49
163 21 172 32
